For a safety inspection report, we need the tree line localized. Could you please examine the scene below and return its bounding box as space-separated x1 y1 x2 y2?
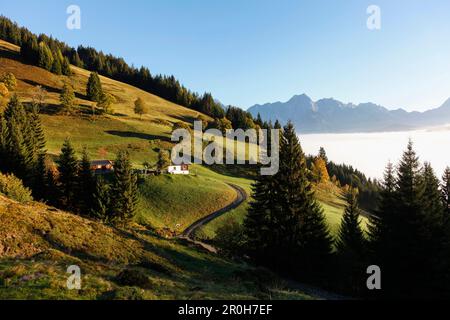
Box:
0 16 266 133
0 94 139 225
243 122 450 298
0 16 220 118
306 148 381 212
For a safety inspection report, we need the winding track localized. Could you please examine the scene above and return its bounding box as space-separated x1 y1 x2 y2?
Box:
178 183 248 253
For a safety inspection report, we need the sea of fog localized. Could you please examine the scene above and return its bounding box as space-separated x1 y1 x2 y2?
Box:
299 125 450 180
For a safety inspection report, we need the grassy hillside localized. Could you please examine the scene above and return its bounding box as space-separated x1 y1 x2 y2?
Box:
137 172 236 232
0 195 312 300
196 180 369 240
0 39 208 164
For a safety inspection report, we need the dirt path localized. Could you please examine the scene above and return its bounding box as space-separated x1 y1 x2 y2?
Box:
178 183 248 253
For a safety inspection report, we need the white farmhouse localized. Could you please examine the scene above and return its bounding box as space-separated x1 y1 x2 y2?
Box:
167 164 190 175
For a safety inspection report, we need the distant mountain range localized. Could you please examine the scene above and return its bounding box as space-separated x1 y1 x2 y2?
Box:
247 94 450 133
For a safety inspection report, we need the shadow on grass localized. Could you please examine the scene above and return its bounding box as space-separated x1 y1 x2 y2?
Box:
105 130 172 142
21 79 89 101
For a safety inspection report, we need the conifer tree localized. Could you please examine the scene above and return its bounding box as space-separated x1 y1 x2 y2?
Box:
368 162 396 253
78 147 95 215
319 147 328 164
2 95 31 179
336 189 366 254
57 139 79 210
32 152 50 201
110 150 138 224
278 122 333 279
245 122 332 281
51 57 62 75
336 188 367 293
244 170 279 262
370 142 448 298
91 176 112 222
60 82 76 114
61 57 71 76
422 162 445 223
442 167 450 216
274 120 282 129
86 72 103 102
38 42 53 71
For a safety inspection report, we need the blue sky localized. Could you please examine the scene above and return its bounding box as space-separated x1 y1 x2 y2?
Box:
1 0 450 111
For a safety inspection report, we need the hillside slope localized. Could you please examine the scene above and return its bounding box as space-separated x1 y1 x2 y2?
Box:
0 195 312 299
0 39 208 164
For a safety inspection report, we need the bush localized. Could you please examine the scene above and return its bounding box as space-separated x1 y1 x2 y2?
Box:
214 217 245 256
1 73 17 91
0 82 9 97
0 173 33 203
114 268 153 289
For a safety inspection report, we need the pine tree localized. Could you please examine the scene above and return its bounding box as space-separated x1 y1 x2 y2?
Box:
244 172 279 262
2 95 32 179
86 72 103 102
78 147 95 215
336 188 367 294
319 147 328 164
91 175 112 222
245 122 333 281
32 152 49 201
38 42 53 71
442 167 450 216
110 150 138 224
60 82 76 114
61 57 71 76
368 162 396 253
369 141 448 298
57 139 79 210
336 189 366 254
422 162 445 224
51 57 62 75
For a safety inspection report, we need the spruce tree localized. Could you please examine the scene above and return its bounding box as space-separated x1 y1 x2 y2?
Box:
368 162 396 254
60 82 76 114
244 171 279 262
245 121 332 281
91 176 112 222
78 147 95 215
336 189 366 255
38 42 53 71
57 139 79 210
336 188 367 294
51 57 62 75
110 150 138 224
32 152 47 200
86 72 103 102
370 141 448 298
279 122 333 280
61 57 71 76
442 167 450 216
2 95 31 179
